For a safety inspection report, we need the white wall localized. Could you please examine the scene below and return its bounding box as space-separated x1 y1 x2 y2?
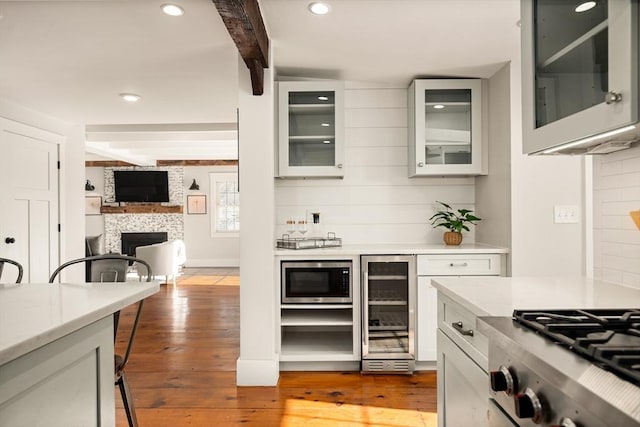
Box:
236 57 278 386
593 145 640 288
184 165 239 267
475 64 512 270
275 82 477 245
85 166 105 237
508 56 585 276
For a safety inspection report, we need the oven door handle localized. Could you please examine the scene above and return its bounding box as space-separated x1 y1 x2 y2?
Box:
452 321 474 337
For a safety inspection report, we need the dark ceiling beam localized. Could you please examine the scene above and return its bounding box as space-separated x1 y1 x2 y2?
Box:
212 0 269 95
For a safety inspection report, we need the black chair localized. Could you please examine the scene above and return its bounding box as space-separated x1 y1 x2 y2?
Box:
49 254 152 427
0 257 23 283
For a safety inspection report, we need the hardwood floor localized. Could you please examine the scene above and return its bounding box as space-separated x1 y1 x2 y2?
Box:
115 268 437 426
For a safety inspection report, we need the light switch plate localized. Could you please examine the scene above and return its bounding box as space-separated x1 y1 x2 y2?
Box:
554 205 580 224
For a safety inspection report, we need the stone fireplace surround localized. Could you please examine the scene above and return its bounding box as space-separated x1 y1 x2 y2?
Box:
102 166 184 253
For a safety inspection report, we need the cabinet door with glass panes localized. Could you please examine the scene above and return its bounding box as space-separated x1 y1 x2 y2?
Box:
408 79 485 176
277 81 345 178
521 0 638 154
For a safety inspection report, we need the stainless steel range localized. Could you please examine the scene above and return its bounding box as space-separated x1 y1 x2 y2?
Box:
479 309 640 427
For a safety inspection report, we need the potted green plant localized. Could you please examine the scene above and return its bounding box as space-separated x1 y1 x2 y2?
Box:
429 201 481 245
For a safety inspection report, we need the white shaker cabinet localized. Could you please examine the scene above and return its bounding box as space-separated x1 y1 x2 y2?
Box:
408 79 487 176
416 253 502 363
521 0 639 154
277 81 345 178
437 292 490 427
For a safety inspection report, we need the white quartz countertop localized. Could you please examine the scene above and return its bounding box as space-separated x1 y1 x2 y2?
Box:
275 242 508 257
0 281 159 365
431 276 640 317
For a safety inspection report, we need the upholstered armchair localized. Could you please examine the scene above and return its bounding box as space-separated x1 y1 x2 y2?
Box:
134 240 186 285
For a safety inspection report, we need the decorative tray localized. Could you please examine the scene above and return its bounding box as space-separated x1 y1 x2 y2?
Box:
276 233 342 250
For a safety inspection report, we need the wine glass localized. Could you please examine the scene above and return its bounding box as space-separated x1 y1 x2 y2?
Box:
297 220 307 236
286 219 296 236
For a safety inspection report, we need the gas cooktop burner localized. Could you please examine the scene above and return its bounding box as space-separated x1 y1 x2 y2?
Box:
513 309 640 386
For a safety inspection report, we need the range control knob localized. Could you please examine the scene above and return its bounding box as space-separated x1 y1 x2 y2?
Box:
514 388 543 423
490 366 516 395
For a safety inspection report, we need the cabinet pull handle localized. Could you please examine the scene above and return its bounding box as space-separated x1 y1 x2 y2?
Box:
337 163 343 169
605 91 622 104
452 321 474 336
418 162 424 167
449 262 468 267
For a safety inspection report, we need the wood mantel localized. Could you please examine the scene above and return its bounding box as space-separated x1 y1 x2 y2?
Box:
100 205 183 214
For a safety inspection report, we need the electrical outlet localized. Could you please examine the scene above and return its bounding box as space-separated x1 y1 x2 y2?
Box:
554 205 579 224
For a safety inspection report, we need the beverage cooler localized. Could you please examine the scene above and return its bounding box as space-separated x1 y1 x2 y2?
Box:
361 255 415 373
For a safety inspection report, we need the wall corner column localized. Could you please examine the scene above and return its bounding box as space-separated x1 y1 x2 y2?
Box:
235 53 279 386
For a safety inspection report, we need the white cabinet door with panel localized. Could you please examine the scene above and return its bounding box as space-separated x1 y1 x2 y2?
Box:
521 0 639 154
416 254 501 363
277 81 345 178
437 291 490 427
408 79 486 176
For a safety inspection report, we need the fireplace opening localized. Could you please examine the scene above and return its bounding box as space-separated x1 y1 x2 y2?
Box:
121 232 168 257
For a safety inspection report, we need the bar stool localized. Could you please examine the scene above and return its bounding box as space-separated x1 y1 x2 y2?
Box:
0 257 23 283
49 254 152 427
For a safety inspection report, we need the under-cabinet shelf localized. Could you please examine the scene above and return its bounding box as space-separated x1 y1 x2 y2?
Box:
281 309 353 326
280 329 354 361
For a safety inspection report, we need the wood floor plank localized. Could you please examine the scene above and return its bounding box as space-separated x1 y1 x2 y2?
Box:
115 269 438 426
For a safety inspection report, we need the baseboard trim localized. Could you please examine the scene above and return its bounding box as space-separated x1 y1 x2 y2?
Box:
185 258 239 268
236 357 280 386
280 361 360 372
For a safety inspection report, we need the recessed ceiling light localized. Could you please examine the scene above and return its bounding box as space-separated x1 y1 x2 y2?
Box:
120 93 141 102
308 2 330 15
433 104 445 109
318 96 329 101
161 4 185 16
322 140 331 144
575 1 596 12
321 123 330 127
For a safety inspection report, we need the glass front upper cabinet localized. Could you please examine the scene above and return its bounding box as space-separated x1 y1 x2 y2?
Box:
277 81 344 178
408 79 485 176
521 0 638 154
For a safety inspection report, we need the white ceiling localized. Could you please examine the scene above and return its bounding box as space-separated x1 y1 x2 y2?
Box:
0 0 520 164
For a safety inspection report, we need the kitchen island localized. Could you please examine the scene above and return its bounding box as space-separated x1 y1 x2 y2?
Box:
431 276 640 427
0 281 159 427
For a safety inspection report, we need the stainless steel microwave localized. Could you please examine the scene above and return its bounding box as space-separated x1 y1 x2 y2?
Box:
281 261 352 304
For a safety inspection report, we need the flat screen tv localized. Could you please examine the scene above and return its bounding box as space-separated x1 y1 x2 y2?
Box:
113 170 170 202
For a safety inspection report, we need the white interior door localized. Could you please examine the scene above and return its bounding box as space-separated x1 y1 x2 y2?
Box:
0 118 60 283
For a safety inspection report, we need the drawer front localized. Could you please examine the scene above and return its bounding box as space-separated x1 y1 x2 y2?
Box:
417 254 501 276
438 293 488 369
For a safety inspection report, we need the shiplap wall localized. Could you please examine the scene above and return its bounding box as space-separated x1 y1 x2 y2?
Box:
274 82 476 245
593 144 640 288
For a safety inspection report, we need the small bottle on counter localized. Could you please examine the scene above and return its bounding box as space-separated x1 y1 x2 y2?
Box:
310 212 322 237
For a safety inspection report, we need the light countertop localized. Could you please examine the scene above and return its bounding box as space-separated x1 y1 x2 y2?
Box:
431 276 640 317
0 281 159 365
275 242 508 257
